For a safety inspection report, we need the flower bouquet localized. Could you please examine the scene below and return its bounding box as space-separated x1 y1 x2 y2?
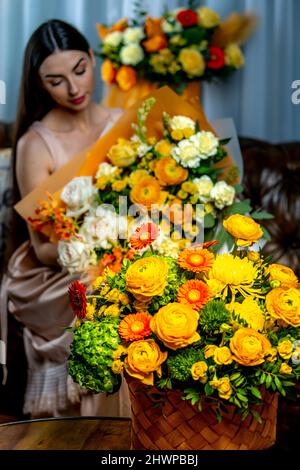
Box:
67 216 300 450
26 89 260 276
97 1 257 108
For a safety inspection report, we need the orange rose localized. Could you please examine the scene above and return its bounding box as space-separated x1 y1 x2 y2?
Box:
116 65 137 91
101 59 116 84
230 328 272 366
154 157 188 186
143 34 167 53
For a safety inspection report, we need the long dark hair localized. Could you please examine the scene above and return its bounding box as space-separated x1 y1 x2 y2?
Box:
9 19 91 260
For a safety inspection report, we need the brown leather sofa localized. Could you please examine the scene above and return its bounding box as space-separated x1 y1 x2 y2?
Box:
0 123 299 448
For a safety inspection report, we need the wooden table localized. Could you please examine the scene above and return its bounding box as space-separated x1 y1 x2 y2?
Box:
0 417 131 450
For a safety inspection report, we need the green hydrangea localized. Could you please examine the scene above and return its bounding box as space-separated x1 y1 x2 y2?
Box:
198 300 230 335
167 348 202 382
69 318 121 394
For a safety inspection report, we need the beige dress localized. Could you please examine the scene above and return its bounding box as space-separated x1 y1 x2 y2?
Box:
0 111 131 418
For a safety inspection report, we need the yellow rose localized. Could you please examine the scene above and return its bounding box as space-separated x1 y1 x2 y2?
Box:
266 288 300 327
111 360 124 374
119 293 130 305
225 44 245 68
107 138 138 167
213 347 233 365
223 214 263 247
125 256 168 299
105 288 121 303
112 179 128 192
150 302 200 350
230 328 272 366
96 175 111 190
279 363 293 375
268 264 298 289
124 339 168 385
217 377 232 400
197 6 220 28
178 48 205 77
277 339 293 360
103 304 120 317
231 298 265 331
191 361 208 383
204 344 218 359
181 181 198 195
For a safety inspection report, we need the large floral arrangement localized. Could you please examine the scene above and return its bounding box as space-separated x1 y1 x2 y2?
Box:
68 216 300 421
29 95 262 275
97 2 256 93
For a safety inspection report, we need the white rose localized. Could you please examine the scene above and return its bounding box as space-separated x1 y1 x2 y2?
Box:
170 115 195 131
123 27 144 44
58 239 96 274
190 131 219 159
120 44 144 65
103 31 123 47
60 176 95 217
193 175 214 202
172 139 200 168
95 162 118 179
210 181 236 209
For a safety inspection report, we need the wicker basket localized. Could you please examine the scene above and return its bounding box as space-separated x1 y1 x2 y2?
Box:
127 378 278 450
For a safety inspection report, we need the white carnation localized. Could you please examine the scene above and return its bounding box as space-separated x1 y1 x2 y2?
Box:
95 162 118 179
120 44 144 65
60 176 95 217
210 181 235 209
152 233 180 259
170 115 195 131
103 31 123 47
123 27 144 44
193 175 214 202
58 239 96 274
172 139 201 168
190 131 219 159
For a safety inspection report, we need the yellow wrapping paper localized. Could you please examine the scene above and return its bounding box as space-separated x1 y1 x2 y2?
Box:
15 86 237 225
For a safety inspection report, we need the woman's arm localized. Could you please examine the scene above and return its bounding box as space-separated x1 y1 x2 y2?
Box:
16 131 60 267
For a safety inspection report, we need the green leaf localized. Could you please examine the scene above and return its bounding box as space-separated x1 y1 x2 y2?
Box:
265 374 272 388
204 383 214 396
204 213 216 229
225 200 252 215
262 226 271 241
251 211 274 220
198 400 202 412
219 137 231 145
251 410 262 424
250 387 262 400
233 184 244 194
237 393 248 403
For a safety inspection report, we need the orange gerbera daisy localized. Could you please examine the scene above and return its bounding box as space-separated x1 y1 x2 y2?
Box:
130 176 166 209
178 248 214 273
154 157 188 186
130 223 160 250
119 312 152 341
177 280 210 311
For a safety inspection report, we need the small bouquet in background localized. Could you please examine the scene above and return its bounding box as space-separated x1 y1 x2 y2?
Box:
28 95 256 275
97 1 257 93
68 216 300 422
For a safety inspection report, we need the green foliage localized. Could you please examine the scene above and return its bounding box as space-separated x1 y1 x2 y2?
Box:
198 300 230 335
167 347 202 382
69 318 121 393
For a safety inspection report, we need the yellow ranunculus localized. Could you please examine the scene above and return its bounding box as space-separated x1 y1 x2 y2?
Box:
108 138 138 167
268 264 298 289
111 360 124 374
204 344 218 359
217 377 232 400
150 302 200 350
178 48 205 77
230 298 265 331
279 363 293 375
225 44 245 68
112 179 128 192
197 6 220 28
124 339 168 385
129 169 149 187
155 139 174 157
277 339 293 360
223 214 263 247
130 175 167 208
213 347 233 365
191 361 208 383
230 328 272 366
125 256 168 299
266 288 300 327
112 345 128 360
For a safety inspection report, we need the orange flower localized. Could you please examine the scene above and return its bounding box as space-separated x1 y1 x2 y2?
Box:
143 34 167 53
177 280 210 311
145 16 163 37
131 176 166 209
154 157 188 186
96 18 128 39
119 312 152 341
99 248 123 274
116 65 137 91
101 59 116 84
178 248 214 273
130 223 160 250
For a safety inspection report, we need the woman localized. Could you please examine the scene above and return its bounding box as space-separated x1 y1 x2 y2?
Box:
1 19 130 418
